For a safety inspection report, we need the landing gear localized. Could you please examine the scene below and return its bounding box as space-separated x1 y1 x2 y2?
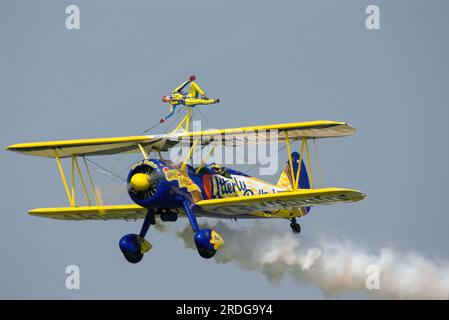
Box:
119 209 155 263
197 246 216 259
183 199 224 259
120 236 144 263
290 218 301 234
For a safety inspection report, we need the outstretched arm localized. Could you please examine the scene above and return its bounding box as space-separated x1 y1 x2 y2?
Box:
160 105 177 123
172 80 190 94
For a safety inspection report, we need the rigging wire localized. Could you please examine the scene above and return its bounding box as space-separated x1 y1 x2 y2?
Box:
169 107 186 131
245 143 287 174
112 107 186 181
104 181 127 204
197 108 214 128
84 106 190 204
110 105 165 173
196 107 250 166
141 121 161 135
102 108 188 203
84 158 126 182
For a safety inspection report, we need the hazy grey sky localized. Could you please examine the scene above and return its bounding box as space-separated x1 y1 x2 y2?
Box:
1 0 448 299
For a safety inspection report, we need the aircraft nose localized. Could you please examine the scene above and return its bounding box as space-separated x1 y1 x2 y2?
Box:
130 173 150 192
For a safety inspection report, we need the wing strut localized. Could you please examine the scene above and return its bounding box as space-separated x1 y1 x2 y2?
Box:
195 144 217 174
284 133 314 190
53 149 102 207
313 138 324 187
295 137 306 190
82 156 101 206
181 138 200 172
74 156 91 206
54 149 74 206
284 131 296 190
137 143 149 160
71 155 76 205
304 137 314 188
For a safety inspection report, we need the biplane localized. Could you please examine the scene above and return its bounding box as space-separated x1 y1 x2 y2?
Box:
6 105 365 263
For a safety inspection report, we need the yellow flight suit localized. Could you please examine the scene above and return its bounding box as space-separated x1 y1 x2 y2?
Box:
163 80 218 121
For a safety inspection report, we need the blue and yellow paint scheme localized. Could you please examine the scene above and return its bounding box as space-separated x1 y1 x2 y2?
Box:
124 156 363 219
161 79 218 122
6 119 365 262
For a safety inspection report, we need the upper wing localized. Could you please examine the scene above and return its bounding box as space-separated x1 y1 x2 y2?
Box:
158 120 356 147
195 188 365 216
6 136 163 158
6 120 355 158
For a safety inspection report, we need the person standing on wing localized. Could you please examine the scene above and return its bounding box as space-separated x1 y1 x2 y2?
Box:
160 75 220 123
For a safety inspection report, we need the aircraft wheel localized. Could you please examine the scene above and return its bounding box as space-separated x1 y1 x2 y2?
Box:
193 228 222 259
197 246 216 259
290 222 301 234
123 251 144 264
119 233 145 264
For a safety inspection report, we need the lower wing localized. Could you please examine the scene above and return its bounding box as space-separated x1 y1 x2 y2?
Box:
28 205 148 220
28 188 364 220
195 188 365 216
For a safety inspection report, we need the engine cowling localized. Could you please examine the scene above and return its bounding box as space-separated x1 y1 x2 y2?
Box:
127 159 183 208
127 160 160 206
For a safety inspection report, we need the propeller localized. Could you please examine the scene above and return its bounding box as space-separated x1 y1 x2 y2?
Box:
128 165 159 201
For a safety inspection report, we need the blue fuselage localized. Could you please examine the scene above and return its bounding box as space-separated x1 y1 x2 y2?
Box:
127 158 281 211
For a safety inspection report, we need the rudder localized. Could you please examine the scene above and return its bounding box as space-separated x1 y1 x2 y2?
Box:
276 152 311 214
276 152 310 190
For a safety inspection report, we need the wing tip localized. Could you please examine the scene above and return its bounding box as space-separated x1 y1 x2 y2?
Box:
5 144 19 152
346 189 366 202
344 122 358 133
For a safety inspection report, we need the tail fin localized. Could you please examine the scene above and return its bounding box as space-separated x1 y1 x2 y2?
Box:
276 152 310 190
277 152 311 214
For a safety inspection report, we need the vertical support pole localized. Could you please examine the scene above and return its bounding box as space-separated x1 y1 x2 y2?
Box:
284 131 296 190
74 157 91 206
295 137 306 189
304 138 314 189
83 156 101 206
53 149 73 206
185 107 192 133
174 113 188 132
157 149 163 160
71 155 76 207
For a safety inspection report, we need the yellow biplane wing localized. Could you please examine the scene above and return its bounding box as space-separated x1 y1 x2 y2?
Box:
159 120 356 147
28 204 149 220
195 188 365 216
5 136 162 158
27 188 364 220
6 120 355 158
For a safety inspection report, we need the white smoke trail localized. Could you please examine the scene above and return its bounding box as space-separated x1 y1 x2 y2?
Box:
174 221 449 299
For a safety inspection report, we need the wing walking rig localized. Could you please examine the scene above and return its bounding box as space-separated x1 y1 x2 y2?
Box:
6 80 365 263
